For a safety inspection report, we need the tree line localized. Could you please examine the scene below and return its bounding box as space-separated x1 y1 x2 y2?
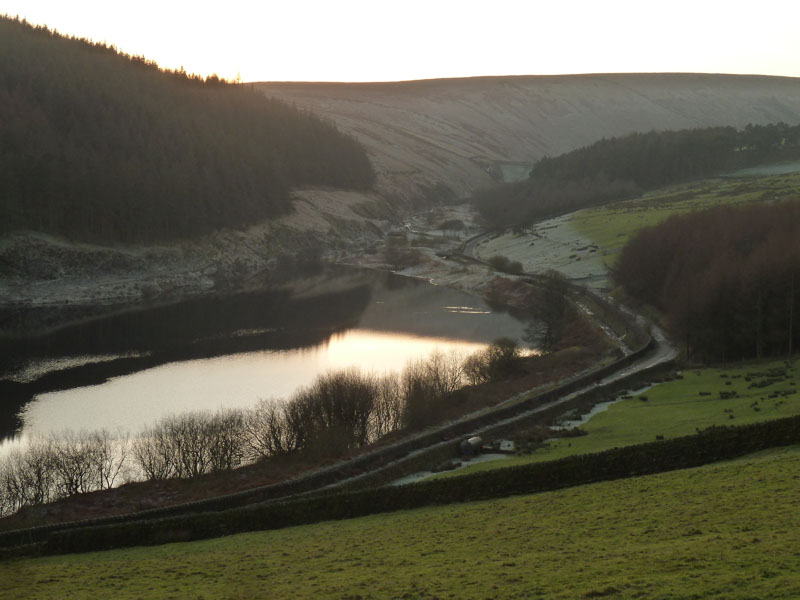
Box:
0 16 375 243
0 342 525 516
614 201 800 361
475 123 800 228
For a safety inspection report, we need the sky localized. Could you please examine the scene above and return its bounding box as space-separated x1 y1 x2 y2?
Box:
4 0 800 83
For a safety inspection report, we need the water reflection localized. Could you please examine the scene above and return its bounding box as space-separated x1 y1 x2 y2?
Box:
17 331 486 439
1 268 531 444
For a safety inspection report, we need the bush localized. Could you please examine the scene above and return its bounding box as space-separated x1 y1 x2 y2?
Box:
401 350 467 429
244 399 292 460
486 338 524 379
437 219 465 235
290 369 379 455
487 255 523 274
384 237 423 270
132 411 249 480
462 338 524 385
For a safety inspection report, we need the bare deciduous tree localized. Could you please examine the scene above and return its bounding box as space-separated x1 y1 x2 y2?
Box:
48 431 100 497
90 429 130 490
207 410 246 472
133 423 176 481
245 399 291 459
0 438 56 514
463 350 491 385
371 373 403 440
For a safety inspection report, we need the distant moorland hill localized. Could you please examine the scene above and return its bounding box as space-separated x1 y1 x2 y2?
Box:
0 16 374 243
258 74 800 202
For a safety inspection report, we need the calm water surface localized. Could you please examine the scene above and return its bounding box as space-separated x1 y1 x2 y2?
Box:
0 269 530 449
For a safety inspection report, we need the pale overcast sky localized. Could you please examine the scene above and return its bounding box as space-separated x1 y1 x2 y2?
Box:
4 0 800 82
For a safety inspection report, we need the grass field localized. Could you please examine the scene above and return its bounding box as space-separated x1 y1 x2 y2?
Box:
440 358 800 478
4 443 800 599
571 171 800 265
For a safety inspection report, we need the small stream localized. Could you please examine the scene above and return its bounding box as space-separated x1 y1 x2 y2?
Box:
552 385 652 430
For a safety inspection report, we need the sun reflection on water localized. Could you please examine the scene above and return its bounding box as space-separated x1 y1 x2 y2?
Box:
16 329 488 441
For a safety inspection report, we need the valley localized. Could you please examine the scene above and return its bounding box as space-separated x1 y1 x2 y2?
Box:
2 21 800 599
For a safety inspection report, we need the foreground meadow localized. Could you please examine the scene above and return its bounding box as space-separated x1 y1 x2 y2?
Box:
4 442 800 599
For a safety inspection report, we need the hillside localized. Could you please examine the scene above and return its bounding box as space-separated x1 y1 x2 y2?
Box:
0 16 374 243
258 73 800 201
6 65 800 314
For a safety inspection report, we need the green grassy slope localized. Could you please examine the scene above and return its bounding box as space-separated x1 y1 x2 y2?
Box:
4 445 800 599
440 358 800 478
571 171 800 265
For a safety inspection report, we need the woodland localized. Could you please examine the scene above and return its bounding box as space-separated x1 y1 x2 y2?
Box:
0 16 375 243
615 201 800 361
475 123 800 228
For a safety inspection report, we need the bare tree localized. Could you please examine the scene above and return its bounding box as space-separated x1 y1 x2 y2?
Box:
133 422 176 481
47 431 101 497
165 413 212 478
296 368 378 454
89 429 130 490
463 350 491 386
0 438 56 514
400 358 441 429
245 399 290 459
371 373 403 440
424 349 467 399
0 341 527 516
207 410 246 472
283 394 315 453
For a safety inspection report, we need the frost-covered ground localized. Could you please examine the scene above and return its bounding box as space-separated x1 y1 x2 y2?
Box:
474 214 609 288
0 189 386 315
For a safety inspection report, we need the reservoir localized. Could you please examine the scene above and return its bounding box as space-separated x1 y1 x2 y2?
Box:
0 268 530 449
